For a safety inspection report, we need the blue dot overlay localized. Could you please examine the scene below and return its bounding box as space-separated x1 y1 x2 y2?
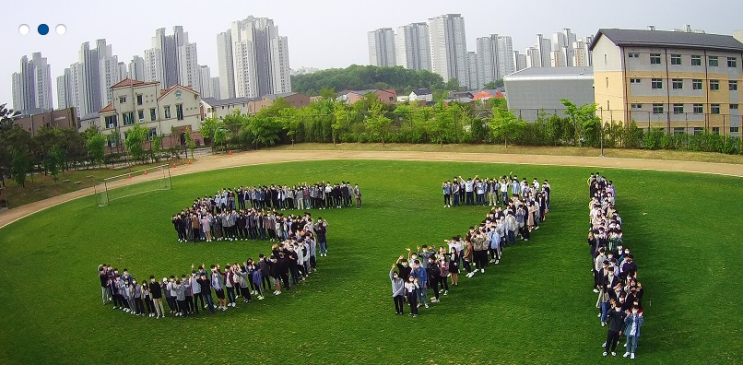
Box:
38 24 49 35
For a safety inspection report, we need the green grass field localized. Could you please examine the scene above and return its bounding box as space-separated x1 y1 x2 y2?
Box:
0 160 741 365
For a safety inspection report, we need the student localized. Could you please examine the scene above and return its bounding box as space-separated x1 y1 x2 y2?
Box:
442 181 452 208
142 282 155 318
427 256 442 303
603 300 627 357
405 276 419 317
149 276 165 318
197 273 215 314
623 305 644 360
448 247 460 286
234 266 252 303
174 280 190 318
132 278 144 316
437 255 450 296
411 260 429 309
315 218 328 256
211 265 227 311
390 264 406 315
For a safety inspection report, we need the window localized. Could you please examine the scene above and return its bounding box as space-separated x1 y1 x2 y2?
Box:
693 104 704 114
631 103 643 109
731 104 739 110
147 128 157 141
692 79 703 90
673 104 684 114
728 57 738 68
693 127 703 135
691 55 702 66
119 96 127 104
630 78 641 84
136 94 143 105
105 115 117 129
710 80 720 91
709 56 718 67
150 108 156 121
711 104 721 114
628 53 639 58
672 79 683 89
671 54 682 65
729 81 738 91
731 127 740 133
712 127 720 135
122 112 135 125
651 78 663 89
175 91 182 100
604 54 607 65
164 106 171 119
673 127 685 135
650 54 661 64
137 110 144 121
605 77 609 88
176 104 184 120
652 103 664 114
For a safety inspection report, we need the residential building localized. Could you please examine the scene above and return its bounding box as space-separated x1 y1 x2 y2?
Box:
128 56 146 81
410 88 433 102
58 40 114 117
337 89 397 105
99 46 124 107
428 14 468 87
504 66 594 122
395 23 431 71
199 66 214 98
11 53 53 113
145 27 190 88
201 97 252 119
591 28 743 135
56 69 72 110
553 28 576 67
467 52 480 90
368 28 396 67
216 31 236 99
496 35 516 77
98 78 203 150
526 46 541 68
12 107 78 136
550 50 566 68
179 42 200 92
210 77 221 100
536 34 552 68
476 36 496 87
514 51 527 71
226 16 292 98
572 39 590 67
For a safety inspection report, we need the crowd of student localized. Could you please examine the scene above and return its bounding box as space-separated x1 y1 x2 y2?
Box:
171 182 351 245
390 173 552 317
98 215 329 318
441 174 549 209
587 173 645 360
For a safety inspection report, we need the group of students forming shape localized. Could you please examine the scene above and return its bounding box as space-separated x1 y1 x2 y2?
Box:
98 213 329 318
442 174 550 208
390 173 552 317
587 173 646 360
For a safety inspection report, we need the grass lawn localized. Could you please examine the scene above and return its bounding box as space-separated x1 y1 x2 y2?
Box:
0 160 741 364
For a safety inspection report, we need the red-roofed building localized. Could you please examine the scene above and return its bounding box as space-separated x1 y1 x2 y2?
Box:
98 79 203 152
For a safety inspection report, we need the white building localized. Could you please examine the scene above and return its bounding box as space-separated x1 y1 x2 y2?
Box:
536 33 552 68
179 43 200 92
572 39 590 67
395 23 431 71
428 14 468 87
226 16 292 98
56 68 71 110
496 35 516 77
476 36 496 87
128 56 146 81
210 77 221 100
368 28 396 67
216 31 235 99
513 51 527 71
467 52 480 90
526 46 541 68
11 52 53 113
198 66 213 98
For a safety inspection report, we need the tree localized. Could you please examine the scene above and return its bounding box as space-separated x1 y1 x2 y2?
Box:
561 99 599 147
247 116 282 148
445 78 460 91
184 126 196 159
10 147 31 188
214 127 227 151
44 145 66 184
124 123 148 162
200 117 222 152
483 79 504 89
86 132 106 167
365 103 393 145
332 102 351 144
486 107 525 149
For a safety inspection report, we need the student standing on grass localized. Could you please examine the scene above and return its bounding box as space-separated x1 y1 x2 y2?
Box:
603 300 626 357
623 305 644 360
211 265 227 311
197 273 215 314
452 178 460 207
443 181 452 208
390 265 406 315
174 280 189 318
448 247 460 287
149 276 164 318
427 256 441 303
411 259 429 309
405 276 419 317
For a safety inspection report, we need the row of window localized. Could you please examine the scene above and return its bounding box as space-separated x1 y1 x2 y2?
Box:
627 53 738 68
630 78 739 91
105 104 185 128
671 127 740 135
631 103 739 114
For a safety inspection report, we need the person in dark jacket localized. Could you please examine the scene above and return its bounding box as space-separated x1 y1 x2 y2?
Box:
197 273 215 314
603 300 627 357
149 275 165 318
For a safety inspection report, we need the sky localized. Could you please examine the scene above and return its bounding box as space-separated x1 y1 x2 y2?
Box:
4 0 743 109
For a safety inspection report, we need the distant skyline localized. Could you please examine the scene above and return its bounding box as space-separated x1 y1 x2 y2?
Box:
4 0 743 108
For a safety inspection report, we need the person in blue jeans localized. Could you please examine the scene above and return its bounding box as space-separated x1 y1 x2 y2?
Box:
442 181 452 208
623 305 644 360
411 260 429 309
197 273 215 314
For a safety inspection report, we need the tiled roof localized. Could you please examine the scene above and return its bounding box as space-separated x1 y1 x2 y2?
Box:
158 85 197 100
111 78 160 89
590 29 743 52
201 97 251 107
99 103 114 113
263 92 297 100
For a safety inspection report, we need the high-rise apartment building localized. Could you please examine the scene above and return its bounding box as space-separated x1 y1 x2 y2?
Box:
56 68 72 110
179 42 200 92
198 65 214 98
224 16 291 98
56 40 111 117
526 46 541 68
11 52 53 113
211 77 221 100
395 23 431 71
368 28 396 67
467 52 480 90
513 51 527 71
128 56 146 81
216 31 235 99
535 34 552 68
476 36 496 87
145 27 191 88
496 36 516 78
428 14 468 87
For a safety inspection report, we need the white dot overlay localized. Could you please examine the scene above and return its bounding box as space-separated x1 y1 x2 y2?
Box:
55 24 66 35
19 24 30 35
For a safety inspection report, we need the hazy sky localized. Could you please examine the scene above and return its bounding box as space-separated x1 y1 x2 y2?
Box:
4 0 743 108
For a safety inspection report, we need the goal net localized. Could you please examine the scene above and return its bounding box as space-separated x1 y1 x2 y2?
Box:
96 164 172 206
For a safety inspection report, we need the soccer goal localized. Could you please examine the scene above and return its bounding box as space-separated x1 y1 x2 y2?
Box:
95 164 172 207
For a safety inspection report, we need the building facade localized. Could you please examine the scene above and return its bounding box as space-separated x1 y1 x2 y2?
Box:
395 23 431 71
216 31 236 99
12 107 78 136
368 28 396 67
11 53 53 114
591 28 743 136
428 14 468 87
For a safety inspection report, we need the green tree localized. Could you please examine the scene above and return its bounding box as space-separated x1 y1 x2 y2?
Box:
332 102 351 144
10 147 31 188
561 99 599 147
151 134 164 162
365 103 393 145
184 126 196 159
44 145 66 184
445 78 460 91
86 132 107 167
124 123 148 162
214 127 227 151
483 79 504 89
200 117 223 152
247 117 282 148
486 107 525 149
0 104 21 187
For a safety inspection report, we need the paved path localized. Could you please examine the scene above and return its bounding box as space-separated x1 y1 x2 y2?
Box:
1 150 741 230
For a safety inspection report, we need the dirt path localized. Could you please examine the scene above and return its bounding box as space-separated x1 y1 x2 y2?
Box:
1 150 741 230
